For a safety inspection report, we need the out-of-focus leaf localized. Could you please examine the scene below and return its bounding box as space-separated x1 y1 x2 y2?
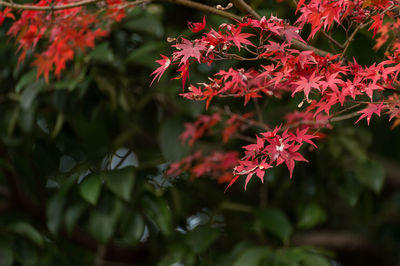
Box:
119 214 145 245
126 42 166 67
104 167 135 201
338 136 367 162
354 160 385 194
157 244 195 266
79 173 102 205
159 118 188 161
89 199 122 244
47 193 66 235
301 253 331 266
8 222 43 246
338 174 361 207
233 246 272 266
123 14 164 38
89 43 114 62
185 225 219 254
256 208 293 243
297 202 327 229
64 203 88 234
16 69 36 93
51 113 64 139
142 194 172 236
0 242 13 266
19 79 45 110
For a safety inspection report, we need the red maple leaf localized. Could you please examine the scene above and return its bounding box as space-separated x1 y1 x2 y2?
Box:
150 54 171 86
289 127 318 148
292 71 323 100
172 38 206 65
368 14 384 38
228 26 255 51
188 16 206 33
321 72 342 93
279 25 305 44
355 102 386 125
174 62 190 91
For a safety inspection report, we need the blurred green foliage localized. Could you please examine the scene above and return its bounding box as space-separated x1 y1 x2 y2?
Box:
0 1 399 266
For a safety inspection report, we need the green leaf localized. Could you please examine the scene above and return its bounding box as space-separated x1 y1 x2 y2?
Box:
64 203 87 234
301 253 331 266
159 118 188 161
256 208 293 243
297 202 327 229
8 222 43 246
104 167 135 201
233 246 272 266
338 135 368 163
142 195 172 236
16 69 36 93
88 199 122 244
19 79 45 110
126 42 166 67
89 43 114 63
51 113 64 139
354 160 385 194
120 214 145 245
185 225 219 254
123 14 164 38
47 193 66 235
79 173 102 205
338 174 361 207
0 242 13 266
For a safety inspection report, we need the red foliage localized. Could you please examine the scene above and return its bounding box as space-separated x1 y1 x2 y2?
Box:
3 0 400 190
151 3 400 190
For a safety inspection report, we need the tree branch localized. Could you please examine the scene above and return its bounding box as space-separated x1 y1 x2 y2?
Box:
231 0 261 19
0 0 150 11
167 0 241 21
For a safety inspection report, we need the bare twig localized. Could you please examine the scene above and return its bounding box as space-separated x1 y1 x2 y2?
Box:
214 106 270 130
0 0 151 11
340 3 395 60
231 0 261 19
167 0 241 21
321 30 344 49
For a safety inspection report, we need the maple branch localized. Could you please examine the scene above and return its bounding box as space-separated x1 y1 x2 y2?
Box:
340 23 362 60
340 3 395 60
253 98 263 122
166 0 241 21
284 108 362 131
214 106 270 130
233 133 257 142
0 0 150 11
321 30 344 49
230 0 261 19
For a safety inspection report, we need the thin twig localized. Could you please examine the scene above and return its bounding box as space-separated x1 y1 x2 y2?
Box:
321 30 344 49
231 0 261 19
0 0 151 11
253 98 263 122
214 106 270 130
167 0 241 21
340 3 395 60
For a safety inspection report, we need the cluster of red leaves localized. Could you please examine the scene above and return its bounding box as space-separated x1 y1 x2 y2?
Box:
4 0 126 81
166 151 239 184
180 113 221 146
234 126 317 189
153 3 400 189
296 0 394 39
375 18 400 51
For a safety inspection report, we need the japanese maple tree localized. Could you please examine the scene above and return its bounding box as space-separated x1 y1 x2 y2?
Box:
152 0 400 190
1 0 400 265
0 0 399 190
